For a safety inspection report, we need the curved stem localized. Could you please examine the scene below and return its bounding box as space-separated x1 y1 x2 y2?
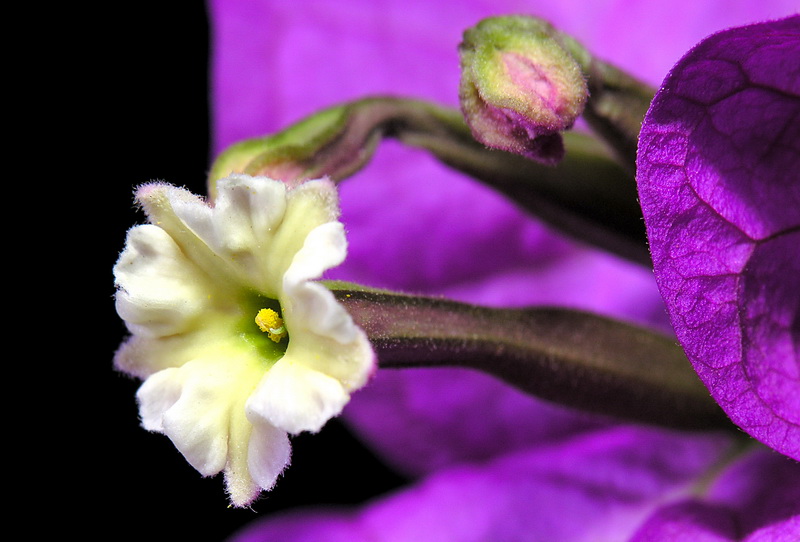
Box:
329 282 733 431
210 97 650 265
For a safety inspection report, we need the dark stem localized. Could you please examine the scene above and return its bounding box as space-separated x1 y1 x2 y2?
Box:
331 284 733 431
213 97 651 265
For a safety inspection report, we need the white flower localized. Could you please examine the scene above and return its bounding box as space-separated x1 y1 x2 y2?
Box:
113 174 375 507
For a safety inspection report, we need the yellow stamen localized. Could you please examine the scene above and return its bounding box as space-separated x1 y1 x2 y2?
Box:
255 308 288 343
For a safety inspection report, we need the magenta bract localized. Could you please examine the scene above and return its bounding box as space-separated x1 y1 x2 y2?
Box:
637 16 800 460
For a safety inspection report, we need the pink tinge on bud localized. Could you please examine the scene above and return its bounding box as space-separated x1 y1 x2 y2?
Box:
502 52 575 130
459 16 588 165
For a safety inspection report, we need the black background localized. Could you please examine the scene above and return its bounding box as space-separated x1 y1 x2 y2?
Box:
87 3 406 539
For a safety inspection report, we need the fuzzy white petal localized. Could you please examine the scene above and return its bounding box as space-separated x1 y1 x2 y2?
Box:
285 221 348 285
175 175 289 293
135 183 245 290
211 174 288 254
137 367 183 432
137 355 262 478
114 225 211 337
279 220 376 387
144 176 341 296
246 360 350 434
166 190 217 247
265 180 342 287
283 222 356 340
247 420 292 491
113 315 243 378
283 324 376 391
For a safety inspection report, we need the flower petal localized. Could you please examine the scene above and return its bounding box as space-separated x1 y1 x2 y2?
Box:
224 415 292 507
637 16 800 459
136 367 183 433
114 224 212 337
246 359 350 434
114 316 243 378
269 179 342 284
134 176 342 297
137 365 227 477
281 218 376 387
136 353 263 478
135 182 245 290
283 222 349 339
195 174 289 294
246 420 292 492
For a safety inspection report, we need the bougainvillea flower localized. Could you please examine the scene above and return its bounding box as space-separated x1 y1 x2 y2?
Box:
113 174 374 506
207 0 799 540
210 0 678 477
637 15 799 460
211 0 797 479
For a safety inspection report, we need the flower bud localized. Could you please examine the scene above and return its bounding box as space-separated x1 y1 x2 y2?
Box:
458 16 588 165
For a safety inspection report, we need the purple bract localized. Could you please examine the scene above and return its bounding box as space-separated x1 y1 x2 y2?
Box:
637 15 799 460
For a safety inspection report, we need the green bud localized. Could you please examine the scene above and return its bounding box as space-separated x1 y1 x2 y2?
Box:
458 16 588 165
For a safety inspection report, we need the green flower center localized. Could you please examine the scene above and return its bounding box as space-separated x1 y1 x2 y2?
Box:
238 295 289 362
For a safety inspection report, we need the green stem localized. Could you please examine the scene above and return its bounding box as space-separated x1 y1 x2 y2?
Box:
210 97 650 265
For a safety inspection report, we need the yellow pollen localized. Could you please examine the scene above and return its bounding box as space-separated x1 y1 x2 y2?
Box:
255 308 288 343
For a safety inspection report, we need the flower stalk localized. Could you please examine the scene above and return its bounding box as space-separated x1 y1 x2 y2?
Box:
328 282 733 431
210 96 650 265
